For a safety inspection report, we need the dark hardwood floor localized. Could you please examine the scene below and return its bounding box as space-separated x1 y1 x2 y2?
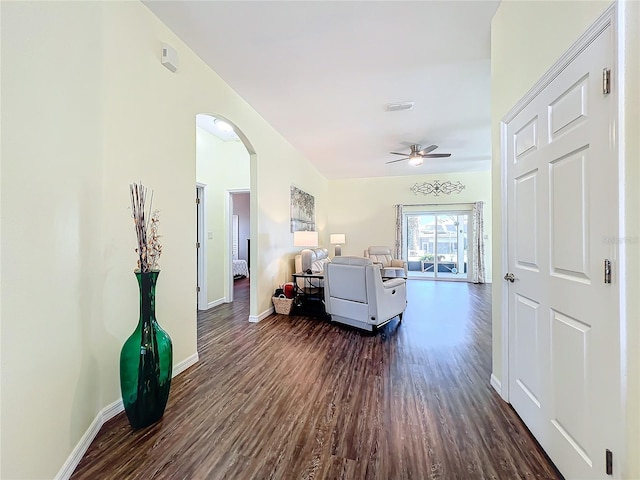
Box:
72 278 562 479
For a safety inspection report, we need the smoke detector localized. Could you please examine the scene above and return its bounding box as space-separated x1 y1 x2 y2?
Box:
385 102 414 112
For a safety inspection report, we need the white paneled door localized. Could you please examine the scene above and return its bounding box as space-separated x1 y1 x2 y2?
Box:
505 20 619 479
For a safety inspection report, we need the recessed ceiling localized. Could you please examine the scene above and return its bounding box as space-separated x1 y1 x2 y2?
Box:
145 1 500 179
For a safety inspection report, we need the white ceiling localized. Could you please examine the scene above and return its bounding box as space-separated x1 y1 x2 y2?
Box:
145 1 500 179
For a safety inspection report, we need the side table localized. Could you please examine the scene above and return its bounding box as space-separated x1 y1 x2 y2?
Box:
291 272 326 317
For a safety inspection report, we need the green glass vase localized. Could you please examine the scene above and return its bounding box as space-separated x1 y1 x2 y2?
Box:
120 270 173 429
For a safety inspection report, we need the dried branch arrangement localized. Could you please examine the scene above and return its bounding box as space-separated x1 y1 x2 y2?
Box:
130 182 162 272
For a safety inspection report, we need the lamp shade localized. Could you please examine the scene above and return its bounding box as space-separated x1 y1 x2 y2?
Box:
330 234 346 244
293 230 318 247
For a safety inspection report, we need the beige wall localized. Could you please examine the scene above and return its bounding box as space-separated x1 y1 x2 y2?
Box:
2 3 106 478
0 1 327 478
196 126 250 306
491 1 640 476
328 171 492 282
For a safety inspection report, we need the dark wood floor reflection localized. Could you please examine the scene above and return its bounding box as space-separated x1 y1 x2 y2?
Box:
72 278 561 479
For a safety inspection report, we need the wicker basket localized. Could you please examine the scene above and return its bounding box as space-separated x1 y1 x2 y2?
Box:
273 295 294 315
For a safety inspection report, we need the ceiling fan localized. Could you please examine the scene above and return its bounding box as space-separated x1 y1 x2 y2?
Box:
386 144 451 166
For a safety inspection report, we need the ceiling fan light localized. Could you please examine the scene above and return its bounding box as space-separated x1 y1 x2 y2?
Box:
409 156 423 166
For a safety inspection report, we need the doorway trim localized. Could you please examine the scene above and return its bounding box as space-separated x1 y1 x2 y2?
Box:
196 183 208 311
226 189 250 303
499 1 618 402
498 1 623 468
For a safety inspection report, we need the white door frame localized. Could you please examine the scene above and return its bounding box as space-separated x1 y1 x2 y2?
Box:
499 1 620 402
226 189 250 303
499 1 624 469
196 183 208 311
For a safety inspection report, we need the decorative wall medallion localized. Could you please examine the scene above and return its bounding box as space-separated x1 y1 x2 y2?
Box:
410 180 465 196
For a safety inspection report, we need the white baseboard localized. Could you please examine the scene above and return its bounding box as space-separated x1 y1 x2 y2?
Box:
173 352 199 376
490 373 502 397
55 351 199 480
54 398 122 480
207 298 225 309
249 306 274 323
101 398 125 423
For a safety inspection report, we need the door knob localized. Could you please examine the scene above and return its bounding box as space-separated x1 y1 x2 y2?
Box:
504 272 515 283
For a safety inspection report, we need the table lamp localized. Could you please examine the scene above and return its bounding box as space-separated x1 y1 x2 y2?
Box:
330 233 346 256
293 230 318 273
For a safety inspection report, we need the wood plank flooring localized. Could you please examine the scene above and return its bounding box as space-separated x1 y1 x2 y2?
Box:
72 278 562 479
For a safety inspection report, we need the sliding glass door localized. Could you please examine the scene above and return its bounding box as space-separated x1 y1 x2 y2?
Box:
405 211 471 281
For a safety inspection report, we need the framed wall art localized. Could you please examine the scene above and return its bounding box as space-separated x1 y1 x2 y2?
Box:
290 185 315 232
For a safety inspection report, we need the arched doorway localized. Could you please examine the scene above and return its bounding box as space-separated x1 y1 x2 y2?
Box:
194 113 256 319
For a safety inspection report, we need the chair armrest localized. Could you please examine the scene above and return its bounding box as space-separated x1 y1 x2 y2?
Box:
382 277 405 289
390 259 408 275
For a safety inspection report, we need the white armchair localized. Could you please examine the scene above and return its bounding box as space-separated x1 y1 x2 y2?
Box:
363 246 408 278
323 256 407 332
294 247 330 288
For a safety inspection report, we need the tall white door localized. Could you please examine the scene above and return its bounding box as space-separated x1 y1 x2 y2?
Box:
505 22 619 478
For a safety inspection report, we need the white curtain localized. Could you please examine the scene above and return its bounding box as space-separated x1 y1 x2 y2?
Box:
394 204 403 259
472 201 486 284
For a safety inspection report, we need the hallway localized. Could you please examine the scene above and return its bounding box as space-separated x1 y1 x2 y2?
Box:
72 279 561 479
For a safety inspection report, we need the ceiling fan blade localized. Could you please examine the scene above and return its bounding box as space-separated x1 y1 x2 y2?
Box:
418 145 438 155
389 151 409 156
385 157 410 164
423 153 451 158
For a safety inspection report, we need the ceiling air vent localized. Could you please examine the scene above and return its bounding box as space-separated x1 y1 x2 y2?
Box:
385 102 414 112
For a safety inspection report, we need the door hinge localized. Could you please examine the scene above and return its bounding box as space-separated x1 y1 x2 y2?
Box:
606 449 613 475
196 242 201 249
604 259 612 284
197 286 200 293
196 197 201 204
603 68 611 95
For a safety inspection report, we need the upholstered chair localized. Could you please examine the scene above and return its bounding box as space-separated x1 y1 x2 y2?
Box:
363 246 408 277
294 247 330 288
323 256 407 332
